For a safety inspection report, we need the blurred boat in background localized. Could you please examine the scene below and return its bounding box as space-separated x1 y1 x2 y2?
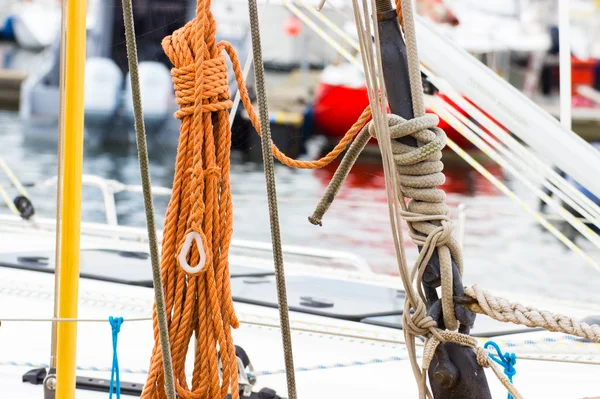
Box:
11 0 60 50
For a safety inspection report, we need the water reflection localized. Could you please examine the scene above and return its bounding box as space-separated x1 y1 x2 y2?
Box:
1 111 600 304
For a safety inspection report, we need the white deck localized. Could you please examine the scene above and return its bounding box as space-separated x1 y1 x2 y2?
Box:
0 226 599 398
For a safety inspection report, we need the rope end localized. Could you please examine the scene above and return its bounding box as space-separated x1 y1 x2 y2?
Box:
308 215 323 226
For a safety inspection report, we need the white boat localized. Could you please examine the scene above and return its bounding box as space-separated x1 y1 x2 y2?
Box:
1 186 600 398
11 0 61 50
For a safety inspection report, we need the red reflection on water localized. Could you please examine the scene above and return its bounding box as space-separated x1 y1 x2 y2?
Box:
313 157 504 197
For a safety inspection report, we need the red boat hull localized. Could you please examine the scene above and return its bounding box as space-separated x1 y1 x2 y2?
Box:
312 82 475 149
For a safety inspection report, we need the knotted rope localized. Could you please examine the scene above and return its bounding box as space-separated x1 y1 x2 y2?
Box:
312 0 512 397
310 1 600 397
484 341 517 399
140 0 377 396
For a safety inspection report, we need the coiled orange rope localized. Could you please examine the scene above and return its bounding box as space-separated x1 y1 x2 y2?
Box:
141 1 372 398
141 1 238 397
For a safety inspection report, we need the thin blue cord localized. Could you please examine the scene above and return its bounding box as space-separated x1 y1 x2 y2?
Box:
109 317 124 399
485 340 517 399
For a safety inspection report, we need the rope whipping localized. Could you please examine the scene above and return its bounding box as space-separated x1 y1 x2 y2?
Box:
120 0 176 397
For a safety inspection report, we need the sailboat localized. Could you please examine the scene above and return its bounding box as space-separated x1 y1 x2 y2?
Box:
2 0 600 398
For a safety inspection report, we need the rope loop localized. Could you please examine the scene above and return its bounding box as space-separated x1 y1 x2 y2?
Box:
402 297 439 337
485 341 517 378
178 231 210 274
485 341 517 399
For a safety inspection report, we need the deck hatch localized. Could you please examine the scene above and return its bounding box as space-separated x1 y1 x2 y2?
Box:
231 275 405 321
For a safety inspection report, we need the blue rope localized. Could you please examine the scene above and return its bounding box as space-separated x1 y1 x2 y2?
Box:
109 317 124 399
484 340 517 399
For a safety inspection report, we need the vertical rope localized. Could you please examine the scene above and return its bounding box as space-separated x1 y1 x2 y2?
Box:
49 0 68 370
399 0 425 116
120 0 176 398
246 0 297 398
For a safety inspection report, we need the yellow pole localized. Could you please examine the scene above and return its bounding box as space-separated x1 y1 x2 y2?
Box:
55 0 87 396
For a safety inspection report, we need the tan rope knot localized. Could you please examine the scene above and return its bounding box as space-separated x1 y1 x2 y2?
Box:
402 297 439 337
474 346 491 368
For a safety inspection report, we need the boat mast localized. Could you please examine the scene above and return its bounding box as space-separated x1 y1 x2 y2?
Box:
55 0 87 397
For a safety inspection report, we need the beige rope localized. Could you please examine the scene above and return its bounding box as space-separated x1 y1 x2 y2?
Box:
465 285 600 343
347 2 442 398
335 1 525 398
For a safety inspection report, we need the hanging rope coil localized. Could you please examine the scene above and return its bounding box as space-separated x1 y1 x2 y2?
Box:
141 4 239 398
141 0 372 396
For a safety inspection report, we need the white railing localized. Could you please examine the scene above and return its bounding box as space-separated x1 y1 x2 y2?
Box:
18 174 468 274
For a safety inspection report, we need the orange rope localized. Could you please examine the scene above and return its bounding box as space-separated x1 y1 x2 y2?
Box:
142 2 373 398
141 1 238 397
395 0 405 29
222 42 372 169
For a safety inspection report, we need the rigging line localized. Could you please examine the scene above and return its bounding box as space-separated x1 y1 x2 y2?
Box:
0 182 19 215
3 315 599 355
0 317 153 323
428 98 600 254
440 119 600 271
435 95 600 232
50 0 68 372
2 352 599 380
295 0 360 51
282 0 360 66
0 157 29 198
423 68 600 225
119 0 177 398
229 0 271 128
247 0 298 397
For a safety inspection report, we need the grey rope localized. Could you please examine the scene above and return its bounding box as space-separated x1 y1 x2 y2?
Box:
120 1 176 398
309 127 371 225
247 0 298 398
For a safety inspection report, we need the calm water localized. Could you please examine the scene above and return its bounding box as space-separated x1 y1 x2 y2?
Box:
1 110 600 304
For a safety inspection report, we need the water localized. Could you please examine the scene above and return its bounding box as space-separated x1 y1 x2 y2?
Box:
1 110 600 305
